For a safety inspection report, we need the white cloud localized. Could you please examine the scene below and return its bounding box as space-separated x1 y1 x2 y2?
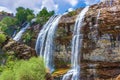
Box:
68 8 74 12
0 0 100 14
41 0 58 12
0 0 58 14
65 0 78 6
0 6 12 13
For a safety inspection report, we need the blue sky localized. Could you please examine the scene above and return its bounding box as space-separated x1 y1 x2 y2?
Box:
0 0 100 14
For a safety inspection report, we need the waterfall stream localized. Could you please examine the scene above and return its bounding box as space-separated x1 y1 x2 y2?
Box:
35 15 62 73
62 6 89 80
13 22 30 41
13 19 36 41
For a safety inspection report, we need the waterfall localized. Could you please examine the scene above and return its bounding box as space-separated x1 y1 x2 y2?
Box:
97 10 100 21
13 19 36 41
62 6 89 80
12 30 17 38
13 22 30 41
35 15 62 73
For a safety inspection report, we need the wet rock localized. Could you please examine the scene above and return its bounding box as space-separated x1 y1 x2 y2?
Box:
46 73 53 80
116 75 120 80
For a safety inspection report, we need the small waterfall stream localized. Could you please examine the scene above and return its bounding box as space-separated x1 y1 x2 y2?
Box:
13 19 36 41
35 15 62 73
62 6 89 80
13 22 30 41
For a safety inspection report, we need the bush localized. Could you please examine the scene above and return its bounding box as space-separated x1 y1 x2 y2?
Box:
0 34 6 46
0 57 46 80
67 11 77 17
0 22 8 32
22 30 33 44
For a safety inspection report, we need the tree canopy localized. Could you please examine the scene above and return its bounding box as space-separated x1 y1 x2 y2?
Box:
36 8 55 25
16 7 35 25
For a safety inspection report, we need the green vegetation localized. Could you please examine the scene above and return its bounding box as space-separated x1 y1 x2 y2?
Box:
22 30 34 44
0 34 6 46
36 8 54 25
1 17 17 27
67 11 77 17
0 17 17 36
0 22 7 32
16 7 35 25
0 7 55 80
0 57 46 80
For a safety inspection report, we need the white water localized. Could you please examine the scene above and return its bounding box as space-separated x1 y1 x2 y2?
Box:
97 10 100 20
13 19 36 41
13 23 30 41
62 6 89 80
35 15 61 73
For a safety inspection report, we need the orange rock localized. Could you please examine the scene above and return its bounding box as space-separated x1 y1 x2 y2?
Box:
116 75 120 80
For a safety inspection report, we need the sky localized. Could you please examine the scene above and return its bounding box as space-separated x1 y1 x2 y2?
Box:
0 0 100 14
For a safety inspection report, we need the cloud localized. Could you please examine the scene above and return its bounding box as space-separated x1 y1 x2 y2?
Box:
0 0 100 14
68 8 74 12
0 0 58 14
65 0 78 6
0 6 12 13
41 0 58 12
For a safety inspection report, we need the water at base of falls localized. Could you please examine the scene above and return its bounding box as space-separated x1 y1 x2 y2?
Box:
35 15 62 73
62 6 89 80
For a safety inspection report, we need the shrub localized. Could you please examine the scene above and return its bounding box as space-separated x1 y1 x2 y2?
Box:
67 11 77 17
0 57 46 80
0 34 6 46
22 30 33 44
0 22 8 32
0 70 15 80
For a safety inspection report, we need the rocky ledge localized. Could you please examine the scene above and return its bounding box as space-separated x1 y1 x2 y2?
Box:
1 36 37 59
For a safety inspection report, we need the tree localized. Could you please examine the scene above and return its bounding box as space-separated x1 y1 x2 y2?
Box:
0 34 6 46
0 22 8 32
16 7 26 25
16 7 35 25
27 15 35 22
36 7 55 25
1 17 17 27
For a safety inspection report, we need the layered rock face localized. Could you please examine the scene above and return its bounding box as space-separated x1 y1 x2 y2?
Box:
1 36 36 59
57 0 120 62
22 24 42 48
54 0 120 79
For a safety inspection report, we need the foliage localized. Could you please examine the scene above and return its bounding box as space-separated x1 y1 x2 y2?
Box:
0 22 8 32
36 8 54 25
0 57 46 80
0 70 15 80
0 34 6 46
27 15 35 22
16 7 35 25
22 30 34 44
67 11 77 17
1 17 17 27
0 17 17 36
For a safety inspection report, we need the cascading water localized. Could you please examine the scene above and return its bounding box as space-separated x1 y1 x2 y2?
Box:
13 19 36 41
13 22 30 41
12 30 17 38
97 10 100 22
91 9 101 42
35 15 62 73
62 6 89 80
